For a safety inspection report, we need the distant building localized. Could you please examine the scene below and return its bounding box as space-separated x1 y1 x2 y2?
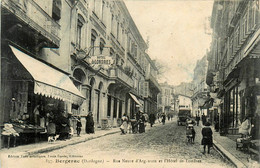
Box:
174 82 193 97
157 82 174 114
191 56 210 117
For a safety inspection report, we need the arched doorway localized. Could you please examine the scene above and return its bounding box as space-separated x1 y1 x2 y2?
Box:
72 68 86 115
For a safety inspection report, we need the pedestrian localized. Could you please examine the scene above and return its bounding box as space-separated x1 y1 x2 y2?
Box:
186 124 196 143
138 111 146 133
201 122 213 154
157 113 161 123
214 119 219 132
46 112 56 143
162 113 166 125
76 116 82 136
85 112 95 134
202 113 206 125
120 113 128 135
33 104 41 126
59 111 70 140
149 113 156 127
238 116 252 138
196 114 200 126
131 114 138 134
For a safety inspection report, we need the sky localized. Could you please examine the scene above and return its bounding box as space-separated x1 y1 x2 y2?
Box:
124 0 214 86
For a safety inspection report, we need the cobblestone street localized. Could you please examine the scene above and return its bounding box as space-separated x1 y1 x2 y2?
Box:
43 120 234 168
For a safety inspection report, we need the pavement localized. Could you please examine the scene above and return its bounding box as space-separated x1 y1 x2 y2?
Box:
0 120 259 168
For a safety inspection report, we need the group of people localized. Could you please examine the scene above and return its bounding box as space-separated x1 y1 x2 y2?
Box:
157 113 167 125
120 111 151 135
185 116 213 154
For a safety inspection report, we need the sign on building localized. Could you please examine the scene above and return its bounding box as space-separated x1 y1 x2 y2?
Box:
89 55 114 70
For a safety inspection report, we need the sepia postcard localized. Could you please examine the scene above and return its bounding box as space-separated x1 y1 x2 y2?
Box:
0 0 259 168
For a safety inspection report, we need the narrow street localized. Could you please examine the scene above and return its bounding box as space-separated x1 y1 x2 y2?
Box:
42 120 234 168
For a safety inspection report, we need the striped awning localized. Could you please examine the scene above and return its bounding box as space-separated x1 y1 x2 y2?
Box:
10 45 85 105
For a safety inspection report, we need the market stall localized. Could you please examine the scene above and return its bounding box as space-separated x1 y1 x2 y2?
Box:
1 45 85 148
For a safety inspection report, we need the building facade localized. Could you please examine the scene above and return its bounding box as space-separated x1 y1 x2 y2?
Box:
207 0 260 138
157 82 174 115
191 56 210 117
0 0 160 148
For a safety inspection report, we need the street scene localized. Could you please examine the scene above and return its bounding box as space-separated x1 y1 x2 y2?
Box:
0 0 260 168
44 120 234 168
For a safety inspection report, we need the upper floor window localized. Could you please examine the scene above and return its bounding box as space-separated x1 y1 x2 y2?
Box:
116 22 120 40
91 29 98 56
111 14 115 35
76 14 85 49
101 1 105 22
100 38 105 54
52 0 61 21
93 0 96 14
134 45 138 59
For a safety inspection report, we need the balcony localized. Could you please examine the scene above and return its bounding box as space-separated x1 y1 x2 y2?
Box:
145 73 161 93
109 68 134 88
2 0 60 48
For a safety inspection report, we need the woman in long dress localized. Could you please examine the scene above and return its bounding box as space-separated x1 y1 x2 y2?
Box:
85 112 95 134
120 113 128 134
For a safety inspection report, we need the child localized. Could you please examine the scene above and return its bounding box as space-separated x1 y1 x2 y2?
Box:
186 124 196 143
76 116 82 136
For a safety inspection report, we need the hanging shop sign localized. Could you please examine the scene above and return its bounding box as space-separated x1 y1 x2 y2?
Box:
89 55 114 70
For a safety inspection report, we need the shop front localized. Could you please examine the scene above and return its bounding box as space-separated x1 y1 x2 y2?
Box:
1 45 85 148
222 57 260 139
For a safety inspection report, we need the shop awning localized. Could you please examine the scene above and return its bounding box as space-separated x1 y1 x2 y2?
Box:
10 45 85 105
129 93 142 105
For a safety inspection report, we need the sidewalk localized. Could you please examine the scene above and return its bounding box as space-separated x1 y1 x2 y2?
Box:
0 127 121 155
210 127 259 168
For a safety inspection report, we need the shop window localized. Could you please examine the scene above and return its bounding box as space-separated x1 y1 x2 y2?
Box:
52 0 61 21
